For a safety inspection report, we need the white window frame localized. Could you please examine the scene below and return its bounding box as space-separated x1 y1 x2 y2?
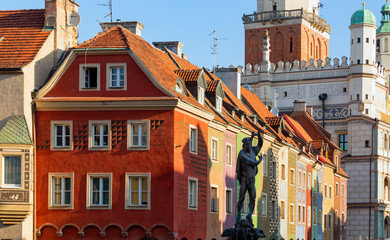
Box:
281 164 286 181
329 185 332 199
290 168 295 185
106 63 127 90
336 182 339 196
308 206 311 227
79 63 100 91
189 125 198 155
262 153 267 176
226 188 233 215
198 86 205 105
88 120 111 150
2 155 23 189
86 173 112 209
303 172 306 188
50 121 73 150
211 137 219 162
48 173 73 209
280 200 286 220
308 173 312 189
226 144 232 166
216 95 222 112
127 120 150 150
289 203 294 223
262 193 267 216
210 185 219 213
188 177 198 210
125 173 151 210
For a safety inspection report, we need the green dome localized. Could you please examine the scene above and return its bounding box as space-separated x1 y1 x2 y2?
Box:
350 8 377 26
377 22 390 33
382 2 390 13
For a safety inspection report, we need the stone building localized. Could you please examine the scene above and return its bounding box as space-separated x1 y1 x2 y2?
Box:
242 0 390 239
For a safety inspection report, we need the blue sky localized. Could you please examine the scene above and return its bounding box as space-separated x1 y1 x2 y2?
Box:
3 0 385 69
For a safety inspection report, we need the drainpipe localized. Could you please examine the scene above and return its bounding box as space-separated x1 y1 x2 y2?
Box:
319 93 328 128
369 118 378 239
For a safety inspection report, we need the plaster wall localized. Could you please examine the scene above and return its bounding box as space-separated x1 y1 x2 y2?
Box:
344 161 374 203
347 121 373 156
350 24 377 65
257 0 319 14
279 147 288 239
0 74 24 123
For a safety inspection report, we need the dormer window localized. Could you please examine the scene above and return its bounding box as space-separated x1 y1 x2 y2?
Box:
84 68 97 88
175 83 183 93
241 115 245 122
216 96 222 112
198 86 205 105
106 63 127 90
79 64 100 91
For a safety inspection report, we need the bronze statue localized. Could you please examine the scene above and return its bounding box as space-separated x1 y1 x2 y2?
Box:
235 131 263 225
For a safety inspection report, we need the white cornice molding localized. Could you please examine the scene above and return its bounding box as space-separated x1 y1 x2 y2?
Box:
176 101 214 122
209 121 227 132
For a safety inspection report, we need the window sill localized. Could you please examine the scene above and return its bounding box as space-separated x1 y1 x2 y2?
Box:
49 205 73 210
125 205 150 210
87 205 111 209
51 146 72 151
1 185 22 189
89 146 110 151
127 146 149 151
188 206 198 210
189 150 198 155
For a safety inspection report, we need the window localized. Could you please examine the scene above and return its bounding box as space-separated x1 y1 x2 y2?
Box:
314 179 317 192
298 205 301 223
89 121 110 150
210 186 218 213
290 37 293 53
319 210 322 225
87 174 111 208
289 204 294 223
365 109 369 115
273 4 277 11
272 161 277 178
290 169 295 185
188 177 198 209
342 212 345 226
366 38 369 43
2 156 21 188
329 213 332 228
308 173 312 189
298 171 301 187
319 181 322 193
79 64 100 90
226 144 232 166
126 173 150 209
281 200 285 219
339 134 348 151
262 193 267 216
284 91 288 97
271 200 277 218
281 164 286 180
329 185 332 199
189 125 198 154
216 96 222 112
226 188 233 214
336 183 339 196
325 184 328 198
198 86 205 105
303 206 306 223
263 154 267 175
313 208 317 224
128 120 149 150
335 210 339 226
308 206 311 226
357 59 361 64
107 63 126 89
51 121 72 150
324 214 327 228
343 87 347 93
366 59 369 64
342 183 345 198
303 172 306 188
357 38 361 43
211 138 218 161
49 174 73 208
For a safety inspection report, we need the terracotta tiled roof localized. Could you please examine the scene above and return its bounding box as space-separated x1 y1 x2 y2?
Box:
338 167 349 178
0 9 51 68
206 80 219 93
37 96 177 102
240 87 274 121
283 114 313 143
312 140 323 150
174 69 202 82
266 117 282 126
318 155 335 167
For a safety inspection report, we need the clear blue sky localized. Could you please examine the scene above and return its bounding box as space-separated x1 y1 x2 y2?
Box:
2 0 385 69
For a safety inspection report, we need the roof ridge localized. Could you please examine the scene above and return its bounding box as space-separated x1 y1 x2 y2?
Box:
117 25 132 49
76 26 118 48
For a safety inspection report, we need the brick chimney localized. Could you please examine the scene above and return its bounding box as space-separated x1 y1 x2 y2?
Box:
153 41 184 57
100 21 144 37
215 67 242 99
293 101 307 113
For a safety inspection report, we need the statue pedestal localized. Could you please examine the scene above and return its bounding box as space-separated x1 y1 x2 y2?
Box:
221 218 266 240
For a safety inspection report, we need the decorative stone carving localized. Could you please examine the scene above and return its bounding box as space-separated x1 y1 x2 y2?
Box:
308 59 316 70
324 57 332 69
276 61 284 72
333 58 340 68
285 62 291 71
254 64 260 73
292 60 300 71
301 60 307 70
270 63 275 72
313 107 349 120
245 63 252 75
316 59 323 68
341 56 348 68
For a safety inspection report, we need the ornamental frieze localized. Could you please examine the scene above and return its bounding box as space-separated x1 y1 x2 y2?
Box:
313 107 349 120
0 190 29 202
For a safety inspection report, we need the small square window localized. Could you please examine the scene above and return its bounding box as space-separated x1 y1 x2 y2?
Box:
51 121 73 150
188 177 198 209
343 87 347 93
366 38 369 43
126 173 150 209
87 174 111 208
2 155 22 188
189 125 198 154
128 120 149 150
357 59 361 64
357 38 361 43
106 63 127 90
79 64 100 91
49 173 73 208
365 140 370 147
88 121 111 150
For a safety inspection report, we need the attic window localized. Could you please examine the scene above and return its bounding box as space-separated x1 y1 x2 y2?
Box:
216 96 222 112
0 37 4 43
79 64 100 91
175 83 183 93
241 115 245 122
198 86 205 105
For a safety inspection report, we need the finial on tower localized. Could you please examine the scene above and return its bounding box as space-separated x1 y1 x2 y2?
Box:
362 2 365 8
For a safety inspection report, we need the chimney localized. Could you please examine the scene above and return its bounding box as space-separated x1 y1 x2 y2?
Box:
306 106 314 116
215 67 242 99
153 41 184 57
293 101 307 112
100 21 144 37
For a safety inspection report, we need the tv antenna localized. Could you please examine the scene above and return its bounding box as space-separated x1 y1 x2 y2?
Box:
209 30 227 73
98 0 113 22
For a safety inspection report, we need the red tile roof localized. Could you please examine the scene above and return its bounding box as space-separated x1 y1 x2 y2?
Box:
240 87 274 121
206 80 219 93
265 117 282 126
36 96 177 102
283 114 313 143
174 69 202 82
0 9 51 68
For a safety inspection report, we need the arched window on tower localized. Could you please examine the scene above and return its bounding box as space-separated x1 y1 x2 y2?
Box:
385 38 389 52
310 43 313 57
377 39 381 53
290 37 293 53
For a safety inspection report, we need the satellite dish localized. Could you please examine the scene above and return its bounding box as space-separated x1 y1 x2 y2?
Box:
69 12 81 27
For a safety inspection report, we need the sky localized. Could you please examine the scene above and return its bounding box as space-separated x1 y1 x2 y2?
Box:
2 0 386 70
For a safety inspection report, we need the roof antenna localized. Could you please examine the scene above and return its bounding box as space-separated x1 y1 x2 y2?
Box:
209 30 227 74
98 0 113 22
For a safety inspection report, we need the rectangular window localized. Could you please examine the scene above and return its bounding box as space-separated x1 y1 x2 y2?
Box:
126 173 150 209
198 86 205 105
298 205 301 223
2 156 21 188
313 208 317 224
303 206 306 223
314 178 317 192
319 210 322 225
336 183 339 196
110 67 124 87
84 67 98 88
88 174 111 208
272 161 277 178
290 169 295 185
226 144 232 165
308 206 311 226
357 38 361 43
303 172 306 188
281 200 285 219
89 121 111 150
262 193 267 216
342 212 345 226
226 188 233 214
271 200 277 218
189 125 198 154
216 96 222 112
50 174 73 208
366 38 369 43
339 134 348 151
335 210 339 226
262 154 267 175
79 64 100 91
289 204 294 223
211 186 218 213
51 121 73 150
188 178 198 209
325 184 328 198
298 171 301 187
329 213 332 229
342 183 345 198
324 214 327 228
329 185 332 199
319 181 322 193
128 121 149 150
281 164 286 180
211 138 218 161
